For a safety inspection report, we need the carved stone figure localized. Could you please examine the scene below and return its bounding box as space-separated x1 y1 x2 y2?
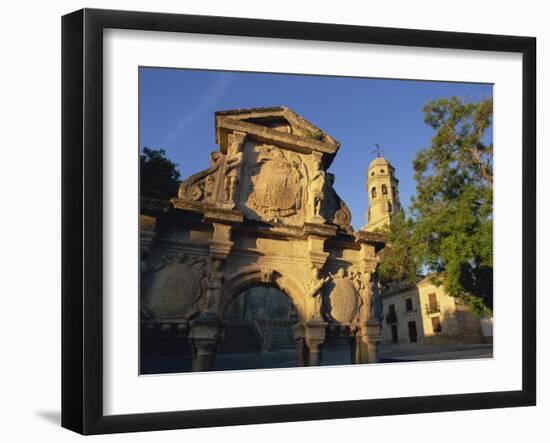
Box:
204 259 225 314
309 158 326 222
305 266 330 320
223 134 244 206
349 268 371 321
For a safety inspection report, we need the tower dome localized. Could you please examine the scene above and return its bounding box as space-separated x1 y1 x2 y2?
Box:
368 157 390 169
363 156 401 232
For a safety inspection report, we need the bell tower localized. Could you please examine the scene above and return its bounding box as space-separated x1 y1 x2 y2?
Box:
363 156 401 232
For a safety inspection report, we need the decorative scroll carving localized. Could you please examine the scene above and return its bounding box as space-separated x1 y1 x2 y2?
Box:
142 252 207 319
325 173 352 232
246 145 303 222
177 151 223 203
333 200 352 230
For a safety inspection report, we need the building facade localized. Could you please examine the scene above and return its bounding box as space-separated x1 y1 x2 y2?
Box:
381 277 490 344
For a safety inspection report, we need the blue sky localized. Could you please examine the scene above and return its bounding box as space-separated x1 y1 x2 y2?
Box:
139 67 492 230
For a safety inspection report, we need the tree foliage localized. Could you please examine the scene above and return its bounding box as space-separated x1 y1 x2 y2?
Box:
379 96 493 317
378 210 418 287
140 147 181 200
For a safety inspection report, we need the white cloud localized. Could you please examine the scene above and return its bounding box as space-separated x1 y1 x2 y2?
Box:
163 73 235 146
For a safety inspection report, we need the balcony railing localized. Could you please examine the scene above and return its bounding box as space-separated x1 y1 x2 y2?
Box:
425 302 441 314
385 313 398 323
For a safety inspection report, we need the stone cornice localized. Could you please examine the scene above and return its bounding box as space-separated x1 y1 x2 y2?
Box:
355 230 386 251
215 106 340 146
216 116 339 168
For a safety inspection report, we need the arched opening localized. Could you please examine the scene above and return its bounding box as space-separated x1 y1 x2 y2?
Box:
216 286 299 371
371 186 377 198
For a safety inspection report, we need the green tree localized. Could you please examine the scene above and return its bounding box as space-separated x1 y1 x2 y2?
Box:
377 96 493 317
377 210 419 286
140 147 181 200
412 96 493 316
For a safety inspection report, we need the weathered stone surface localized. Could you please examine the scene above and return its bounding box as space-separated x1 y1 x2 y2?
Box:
142 106 385 370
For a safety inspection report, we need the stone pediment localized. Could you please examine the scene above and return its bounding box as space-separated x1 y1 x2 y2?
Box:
173 107 352 231
215 107 340 168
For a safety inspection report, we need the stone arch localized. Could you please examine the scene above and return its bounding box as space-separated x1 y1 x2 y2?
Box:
220 266 308 323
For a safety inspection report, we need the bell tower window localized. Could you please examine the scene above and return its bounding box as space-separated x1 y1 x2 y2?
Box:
371 187 377 198
381 184 388 195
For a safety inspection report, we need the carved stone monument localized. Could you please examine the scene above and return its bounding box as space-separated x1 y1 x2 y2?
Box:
141 106 385 371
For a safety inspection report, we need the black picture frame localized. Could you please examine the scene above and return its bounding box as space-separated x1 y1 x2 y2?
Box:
62 8 536 435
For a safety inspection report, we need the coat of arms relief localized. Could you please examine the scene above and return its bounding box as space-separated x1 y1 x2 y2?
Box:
244 144 305 224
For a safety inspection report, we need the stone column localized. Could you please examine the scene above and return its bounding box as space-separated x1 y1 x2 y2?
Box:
189 314 223 372
292 323 307 367
353 335 370 364
355 320 383 364
366 339 380 364
306 340 323 366
304 320 327 366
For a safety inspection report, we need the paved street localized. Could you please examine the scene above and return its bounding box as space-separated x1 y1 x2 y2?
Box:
214 342 494 370
378 342 493 363
142 342 492 374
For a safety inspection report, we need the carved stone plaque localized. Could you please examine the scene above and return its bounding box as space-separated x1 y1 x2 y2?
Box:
143 253 206 319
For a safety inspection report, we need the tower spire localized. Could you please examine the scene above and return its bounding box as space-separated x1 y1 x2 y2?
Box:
362 154 401 232
371 143 382 158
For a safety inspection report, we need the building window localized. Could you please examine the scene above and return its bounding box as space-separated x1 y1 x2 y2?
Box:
392 186 396 198
371 171 375 176
371 187 377 198
431 316 442 333
388 201 393 213
381 184 388 195
380 169 385 173
405 297 413 312
425 292 440 314
386 304 397 323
